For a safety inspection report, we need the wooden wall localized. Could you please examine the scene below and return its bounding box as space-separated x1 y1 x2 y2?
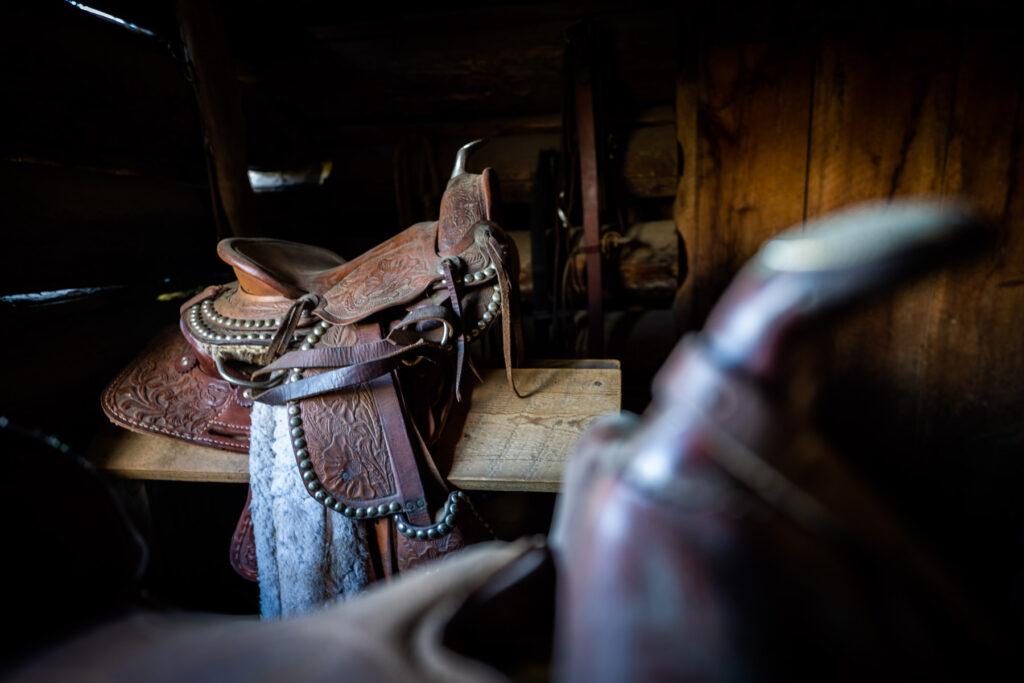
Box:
4 2 1023 610
674 13 1024 606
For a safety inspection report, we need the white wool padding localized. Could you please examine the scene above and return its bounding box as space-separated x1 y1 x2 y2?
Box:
248 401 370 618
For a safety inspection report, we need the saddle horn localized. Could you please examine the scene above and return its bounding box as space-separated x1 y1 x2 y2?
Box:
553 199 990 681
699 200 982 380
451 138 487 178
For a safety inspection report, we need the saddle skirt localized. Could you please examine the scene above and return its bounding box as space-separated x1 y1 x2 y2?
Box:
103 141 520 586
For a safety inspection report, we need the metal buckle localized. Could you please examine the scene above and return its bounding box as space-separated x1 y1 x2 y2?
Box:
391 318 454 367
214 352 286 389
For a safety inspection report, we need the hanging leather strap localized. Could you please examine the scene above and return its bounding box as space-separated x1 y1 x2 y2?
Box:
256 339 428 375
441 258 467 402
573 25 604 357
478 224 525 398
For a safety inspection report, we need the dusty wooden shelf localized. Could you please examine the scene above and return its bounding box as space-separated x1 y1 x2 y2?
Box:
91 362 620 493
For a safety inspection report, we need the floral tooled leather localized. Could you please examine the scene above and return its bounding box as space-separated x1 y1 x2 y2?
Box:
299 323 398 506
395 522 466 573
320 223 438 324
101 328 249 452
303 390 396 502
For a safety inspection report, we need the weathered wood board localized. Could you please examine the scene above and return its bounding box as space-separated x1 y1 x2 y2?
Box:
91 363 621 493
674 31 1024 447
671 27 1024 583
676 40 815 325
446 362 621 491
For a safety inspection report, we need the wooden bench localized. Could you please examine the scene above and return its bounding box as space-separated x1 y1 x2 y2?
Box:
91 362 621 493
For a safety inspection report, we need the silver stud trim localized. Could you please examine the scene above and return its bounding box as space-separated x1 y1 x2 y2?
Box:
255 252 498 540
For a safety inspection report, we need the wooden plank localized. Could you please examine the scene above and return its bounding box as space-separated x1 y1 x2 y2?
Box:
178 0 255 237
687 40 815 325
91 364 621 492
92 429 249 483
805 36 960 427
447 364 621 492
799 33 1024 579
672 40 699 325
930 36 1024 442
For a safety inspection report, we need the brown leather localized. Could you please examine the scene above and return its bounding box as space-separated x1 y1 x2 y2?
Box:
210 283 304 322
103 145 518 590
102 328 250 453
218 238 347 297
437 169 492 255
575 63 604 357
9 541 541 683
229 489 259 581
551 201 988 681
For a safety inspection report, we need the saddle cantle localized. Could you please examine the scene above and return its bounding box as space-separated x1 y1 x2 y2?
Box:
102 140 520 584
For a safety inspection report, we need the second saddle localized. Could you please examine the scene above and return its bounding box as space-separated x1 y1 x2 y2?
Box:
102 141 520 583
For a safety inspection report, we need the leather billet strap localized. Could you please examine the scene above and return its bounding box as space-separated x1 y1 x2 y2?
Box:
440 257 467 401
575 56 604 358
259 340 429 373
253 307 455 406
255 351 436 406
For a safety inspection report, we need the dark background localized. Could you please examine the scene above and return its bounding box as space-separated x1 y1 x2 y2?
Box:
1 0 1022 663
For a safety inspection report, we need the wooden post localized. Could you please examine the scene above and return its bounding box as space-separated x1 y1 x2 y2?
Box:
177 0 255 237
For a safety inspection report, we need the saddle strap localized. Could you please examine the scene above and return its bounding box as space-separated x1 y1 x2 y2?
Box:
477 223 526 397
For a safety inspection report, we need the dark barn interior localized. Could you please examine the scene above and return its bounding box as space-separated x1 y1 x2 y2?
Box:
2 1 1023 679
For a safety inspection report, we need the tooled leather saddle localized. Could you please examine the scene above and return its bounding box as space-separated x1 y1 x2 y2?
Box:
102 140 520 582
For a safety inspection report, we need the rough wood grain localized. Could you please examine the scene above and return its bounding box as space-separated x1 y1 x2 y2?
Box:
797 34 1024 591
805 36 960 420
449 364 621 492
91 364 621 492
931 37 1024 442
673 45 699 326
178 0 255 237
688 41 815 324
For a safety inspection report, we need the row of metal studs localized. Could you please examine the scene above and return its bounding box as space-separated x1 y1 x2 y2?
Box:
395 490 465 539
187 303 276 343
434 256 502 341
466 284 502 340
201 298 283 329
462 263 497 284
286 318 456 532
436 256 496 287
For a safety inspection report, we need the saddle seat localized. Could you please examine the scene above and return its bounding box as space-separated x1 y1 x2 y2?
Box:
217 238 348 298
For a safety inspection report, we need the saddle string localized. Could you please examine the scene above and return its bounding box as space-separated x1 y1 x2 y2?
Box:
392 370 450 494
261 292 320 366
440 257 468 402
480 227 525 399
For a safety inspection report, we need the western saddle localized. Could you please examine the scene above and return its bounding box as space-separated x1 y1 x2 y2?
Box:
102 140 520 581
